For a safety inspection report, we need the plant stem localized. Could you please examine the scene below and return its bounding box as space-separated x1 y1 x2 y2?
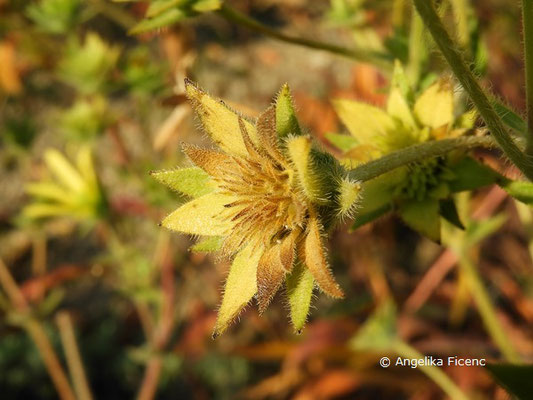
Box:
0 258 76 400
56 312 94 400
218 4 392 71
523 0 533 155
459 257 521 362
393 341 469 400
413 0 533 181
348 136 494 182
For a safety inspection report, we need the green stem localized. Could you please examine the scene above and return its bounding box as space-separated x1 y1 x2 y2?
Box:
523 0 533 155
413 0 533 181
393 341 470 400
459 257 521 362
217 4 392 71
348 136 494 182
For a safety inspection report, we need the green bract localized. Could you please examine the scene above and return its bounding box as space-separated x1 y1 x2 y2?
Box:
330 62 498 241
153 81 360 335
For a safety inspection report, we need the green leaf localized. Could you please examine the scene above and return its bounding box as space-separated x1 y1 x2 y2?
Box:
214 243 262 336
151 167 214 198
275 84 301 138
191 236 224 252
439 198 464 230
130 8 187 34
399 198 441 241
146 0 187 18
324 132 359 152
413 79 453 129
464 214 507 247
390 60 413 104
492 101 527 135
192 0 222 12
485 363 533 400
286 262 315 333
350 301 397 351
448 157 501 193
351 202 392 231
500 179 533 204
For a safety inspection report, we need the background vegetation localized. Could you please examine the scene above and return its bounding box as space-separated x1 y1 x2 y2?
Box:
0 0 532 398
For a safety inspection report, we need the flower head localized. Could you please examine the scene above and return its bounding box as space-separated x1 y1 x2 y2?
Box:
153 81 359 335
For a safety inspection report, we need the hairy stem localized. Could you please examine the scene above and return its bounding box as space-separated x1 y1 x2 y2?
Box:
523 0 533 154
413 0 533 180
218 4 392 70
393 341 469 400
348 136 494 182
459 257 521 362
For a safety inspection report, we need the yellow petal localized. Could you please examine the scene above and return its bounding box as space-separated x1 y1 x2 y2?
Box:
413 79 454 129
161 193 235 236
387 88 416 128
303 216 344 298
256 106 286 165
332 99 396 144
213 243 263 336
185 79 258 157
44 149 85 193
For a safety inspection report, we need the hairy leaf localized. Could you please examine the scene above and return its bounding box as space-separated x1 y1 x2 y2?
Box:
275 84 301 137
286 262 315 333
151 167 214 198
399 198 441 241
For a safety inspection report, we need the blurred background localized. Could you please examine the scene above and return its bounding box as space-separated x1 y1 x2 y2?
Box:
1 0 532 398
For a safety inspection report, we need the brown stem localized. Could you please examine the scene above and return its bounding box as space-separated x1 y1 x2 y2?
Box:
56 312 94 400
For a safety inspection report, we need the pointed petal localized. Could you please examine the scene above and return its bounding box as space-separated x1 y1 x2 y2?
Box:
286 262 314 333
44 149 85 192
387 88 416 128
332 99 396 144
238 117 262 159
286 136 323 204
151 167 214 197
213 243 263 336
185 80 258 157
257 106 286 165
191 236 224 252
276 84 302 138
256 233 296 314
182 144 233 179
256 243 285 314
303 216 344 298
161 193 235 236
413 79 453 129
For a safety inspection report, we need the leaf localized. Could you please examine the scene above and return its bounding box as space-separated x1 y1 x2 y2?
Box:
332 99 396 144
191 236 224 252
161 193 235 236
336 178 361 217
351 202 392 231
151 167 214 198
146 0 187 18
303 216 344 298
129 8 187 34
465 214 507 248
448 157 501 193
398 198 441 241
286 262 315 333
184 80 258 157
192 0 222 13
500 179 533 204
439 198 464 230
492 101 527 135
485 363 533 400
324 132 359 152
390 60 413 103
214 243 263 336
350 301 397 351
413 79 453 129
275 84 301 137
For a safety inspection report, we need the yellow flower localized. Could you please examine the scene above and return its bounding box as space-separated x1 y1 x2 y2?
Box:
153 81 359 335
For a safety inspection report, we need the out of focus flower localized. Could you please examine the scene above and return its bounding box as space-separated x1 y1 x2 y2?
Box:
330 63 496 241
23 147 107 222
153 81 360 335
